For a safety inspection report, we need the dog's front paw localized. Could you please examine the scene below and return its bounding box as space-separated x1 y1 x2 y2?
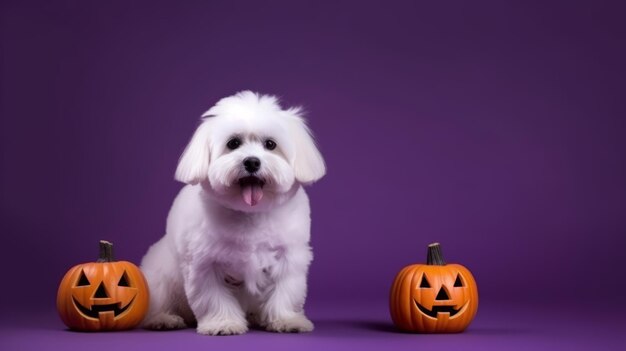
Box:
197 319 248 336
143 313 187 330
266 314 314 333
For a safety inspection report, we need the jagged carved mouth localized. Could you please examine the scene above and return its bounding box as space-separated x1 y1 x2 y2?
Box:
414 300 468 318
72 296 134 319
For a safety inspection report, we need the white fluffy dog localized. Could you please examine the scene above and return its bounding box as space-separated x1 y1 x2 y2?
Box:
140 91 325 335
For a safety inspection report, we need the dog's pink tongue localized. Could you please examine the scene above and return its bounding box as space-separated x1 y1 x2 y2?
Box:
242 184 263 206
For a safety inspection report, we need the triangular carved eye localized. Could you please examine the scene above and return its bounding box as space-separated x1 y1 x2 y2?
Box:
118 271 130 287
93 282 109 298
419 274 431 288
77 270 90 286
454 274 464 287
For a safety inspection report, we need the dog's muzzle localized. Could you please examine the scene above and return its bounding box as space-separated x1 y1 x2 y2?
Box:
239 176 265 206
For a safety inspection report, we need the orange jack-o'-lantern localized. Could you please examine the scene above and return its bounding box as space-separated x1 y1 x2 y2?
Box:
390 243 478 333
57 241 149 331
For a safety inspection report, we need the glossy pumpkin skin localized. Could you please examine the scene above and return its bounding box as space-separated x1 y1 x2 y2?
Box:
57 260 149 331
390 263 478 333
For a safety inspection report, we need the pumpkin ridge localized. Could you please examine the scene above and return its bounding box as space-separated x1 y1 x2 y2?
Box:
393 265 413 329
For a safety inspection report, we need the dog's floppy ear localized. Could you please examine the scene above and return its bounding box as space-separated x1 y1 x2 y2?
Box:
174 118 213 184
286 109 326 184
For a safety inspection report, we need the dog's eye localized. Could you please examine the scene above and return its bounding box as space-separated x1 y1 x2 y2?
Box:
264 139 277 150
226 138 241 150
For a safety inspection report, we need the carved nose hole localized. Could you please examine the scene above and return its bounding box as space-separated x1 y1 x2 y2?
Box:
435 286 450 300
93 282 109 298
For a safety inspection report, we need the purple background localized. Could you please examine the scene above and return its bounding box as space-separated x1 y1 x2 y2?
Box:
1 0 625 349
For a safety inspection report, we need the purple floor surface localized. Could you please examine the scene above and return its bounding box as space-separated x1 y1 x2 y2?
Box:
1 300 624 351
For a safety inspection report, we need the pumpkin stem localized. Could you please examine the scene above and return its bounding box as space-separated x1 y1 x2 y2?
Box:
97 240 115 262
426 242 446 265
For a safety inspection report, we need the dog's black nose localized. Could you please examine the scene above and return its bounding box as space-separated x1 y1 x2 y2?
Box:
243 157 261 173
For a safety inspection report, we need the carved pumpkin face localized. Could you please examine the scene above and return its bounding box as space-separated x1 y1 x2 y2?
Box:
57 241 149 331
390 243 478 333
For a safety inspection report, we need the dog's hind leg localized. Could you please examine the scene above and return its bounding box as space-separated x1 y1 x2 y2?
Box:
140 237 188 330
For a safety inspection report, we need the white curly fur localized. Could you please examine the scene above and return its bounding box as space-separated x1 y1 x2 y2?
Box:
140 91 325 335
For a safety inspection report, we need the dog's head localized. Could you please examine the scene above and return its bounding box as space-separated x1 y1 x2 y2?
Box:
174 91 325 212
